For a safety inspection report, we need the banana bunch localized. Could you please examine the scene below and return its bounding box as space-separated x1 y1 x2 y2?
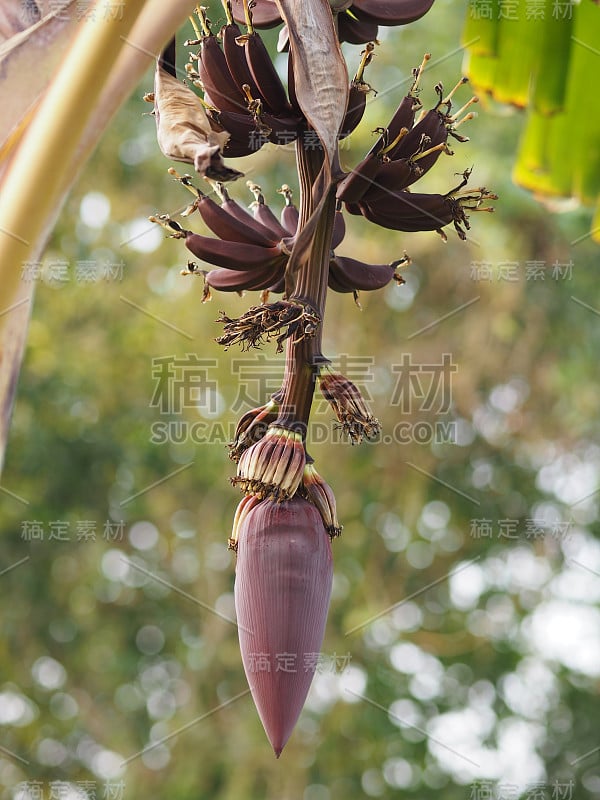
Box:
338 55 497 239
144 0 501 760
184 1 304 157
229 0 435 44
186 1 380 154
151 171 410 302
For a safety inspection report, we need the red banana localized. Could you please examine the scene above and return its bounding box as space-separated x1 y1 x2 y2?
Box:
197 33 247 114
230 0 281 28
327 259 350 293
390 108 447 163
221 19 261 99
212 109 267 156
370 94 418 156
279 186 299 235
340 42 375 138
359 192 454 232
353 0 436 26
262 112 302 145
267 275 286 294
340 84 367 140
184 231 286 270
242 30 290 116
249 189 291 240
195 191 280 247
216 183 282 242
337 153 381 204
329 256 396 292
338 12 379 44
205 261 283 292
359 158 421 203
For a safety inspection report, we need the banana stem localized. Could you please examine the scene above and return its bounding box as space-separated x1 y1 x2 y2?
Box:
410 52 431 97
354 41 375 83
221 0 234 26
275 141 336 434
195 6 211 37
379 126 409 156
242 0 254 34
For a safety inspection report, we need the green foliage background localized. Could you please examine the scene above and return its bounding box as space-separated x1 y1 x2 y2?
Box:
1 1 600 798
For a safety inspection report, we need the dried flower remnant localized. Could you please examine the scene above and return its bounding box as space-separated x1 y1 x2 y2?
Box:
215 300 320 352
319 368 381 444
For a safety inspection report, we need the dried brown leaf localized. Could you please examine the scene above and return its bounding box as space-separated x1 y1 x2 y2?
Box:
153 64 242 182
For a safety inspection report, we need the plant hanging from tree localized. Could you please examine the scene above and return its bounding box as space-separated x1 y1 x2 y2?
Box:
149 0 496 757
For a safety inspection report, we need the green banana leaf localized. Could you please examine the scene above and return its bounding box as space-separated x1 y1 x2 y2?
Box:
462 0 600 241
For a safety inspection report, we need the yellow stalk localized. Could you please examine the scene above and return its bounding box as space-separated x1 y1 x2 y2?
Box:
0 0 197 472
0 0 146 313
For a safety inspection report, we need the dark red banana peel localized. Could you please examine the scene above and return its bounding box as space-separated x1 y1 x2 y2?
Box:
230 0 436 44
234 497 333 757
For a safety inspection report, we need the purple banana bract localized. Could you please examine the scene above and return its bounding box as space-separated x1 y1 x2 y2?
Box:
234 497 334 756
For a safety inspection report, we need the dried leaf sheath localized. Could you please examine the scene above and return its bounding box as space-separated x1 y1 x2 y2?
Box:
274 0 348 164
153 64 241 181
234 498 333 756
